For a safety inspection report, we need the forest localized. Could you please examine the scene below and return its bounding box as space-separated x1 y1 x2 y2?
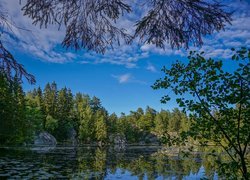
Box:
0 0 249 178
1 49 249 179
0 75 189 145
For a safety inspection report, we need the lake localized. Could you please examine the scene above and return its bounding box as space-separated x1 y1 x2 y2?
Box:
0 146 218 179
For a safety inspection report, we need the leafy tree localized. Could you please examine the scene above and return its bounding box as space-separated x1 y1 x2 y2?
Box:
45 114 58 133
153 47 250 179
25 105 44 137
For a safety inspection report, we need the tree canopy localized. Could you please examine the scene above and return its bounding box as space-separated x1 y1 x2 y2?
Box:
153 47 250 179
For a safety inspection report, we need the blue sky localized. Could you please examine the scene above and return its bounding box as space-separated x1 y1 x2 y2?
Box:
14 47 181 115
3 0 250 115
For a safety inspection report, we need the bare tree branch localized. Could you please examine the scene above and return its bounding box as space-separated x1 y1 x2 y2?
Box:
0 40 36 84
0 0 232 84
134 0 232 49
21 0 232 52
22 0 133 54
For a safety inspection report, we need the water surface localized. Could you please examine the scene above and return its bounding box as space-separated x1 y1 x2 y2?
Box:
0 146 218 179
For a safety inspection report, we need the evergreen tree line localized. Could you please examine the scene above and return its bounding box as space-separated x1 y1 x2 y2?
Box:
0 75 189 145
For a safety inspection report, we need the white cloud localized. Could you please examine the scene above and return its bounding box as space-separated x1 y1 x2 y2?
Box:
112 73 147 85
188 14 250 59
79 60 91 64
146 63 157 73
2 0 75 63
112 73 132 83
140 43 185 57
1 0 151 66
2 0 250 66
140 0 250 59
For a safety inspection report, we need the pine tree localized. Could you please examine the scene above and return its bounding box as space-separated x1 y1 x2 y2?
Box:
107 113 118 135
79 105 94 143
43 82 58 117
43 83 52 115
90 96 102 112
36 87 43 108
36 86 46 129
136 106 155 132
95 110 107 143
53 87 68 140
12 75 27 143
168 108 183 133
57 88 68 120
50 81 58 117
154 110 170 136
0 72 14 143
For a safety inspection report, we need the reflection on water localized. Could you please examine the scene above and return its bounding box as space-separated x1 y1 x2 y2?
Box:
0 146 218 179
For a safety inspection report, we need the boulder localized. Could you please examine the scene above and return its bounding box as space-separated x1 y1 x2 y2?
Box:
113 134 126 145
34 132 57 146
109 134 126 150
68 128 77 146
143 133 159 144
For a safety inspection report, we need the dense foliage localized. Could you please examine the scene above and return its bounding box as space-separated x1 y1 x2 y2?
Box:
0 72 31 144
153 47 250 179
0 78 189 145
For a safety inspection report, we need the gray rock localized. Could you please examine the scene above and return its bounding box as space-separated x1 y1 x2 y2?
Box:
113 135 126 145
109 134 126 150
68 128 77 146
34 132 57 146
143 133 159 144
139 141 145 145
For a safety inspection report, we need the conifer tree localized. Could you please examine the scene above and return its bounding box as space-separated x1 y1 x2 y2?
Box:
0 72 14 143
79 105 94 143
107 113 118 135
95 110 107 143
154 110 170 137
12 75 27 143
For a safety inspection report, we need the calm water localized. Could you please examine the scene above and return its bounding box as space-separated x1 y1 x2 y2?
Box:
0 146 218 179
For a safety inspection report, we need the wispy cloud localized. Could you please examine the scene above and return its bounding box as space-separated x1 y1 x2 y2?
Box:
112 73 132 83
2 0 76 63
112 73 147 85
146 63 157 73
140 0 250 59
2 0 250 66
